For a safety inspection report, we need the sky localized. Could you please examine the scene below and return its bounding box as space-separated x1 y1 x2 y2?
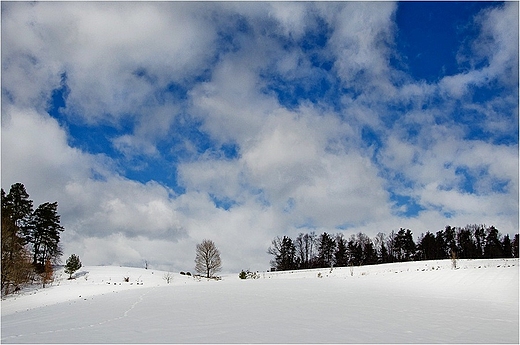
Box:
1 1 518 273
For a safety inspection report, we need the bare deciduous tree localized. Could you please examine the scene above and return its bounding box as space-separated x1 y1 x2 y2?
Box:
195 239 222 278
163 272 173 284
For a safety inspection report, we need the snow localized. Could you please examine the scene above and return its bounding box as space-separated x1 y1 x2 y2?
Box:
2 259 518 343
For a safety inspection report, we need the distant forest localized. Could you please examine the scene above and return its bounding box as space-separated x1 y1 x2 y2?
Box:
268 225 519 271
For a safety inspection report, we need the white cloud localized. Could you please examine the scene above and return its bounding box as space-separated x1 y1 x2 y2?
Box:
323 2 398 95
111 134 159 158
2 2 220 136
2 2 517 274
1 106 95 203
467 2 519 85
189 40 281 146
267 2 310 40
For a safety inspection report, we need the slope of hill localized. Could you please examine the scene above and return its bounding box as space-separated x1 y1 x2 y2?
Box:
2 259 518 343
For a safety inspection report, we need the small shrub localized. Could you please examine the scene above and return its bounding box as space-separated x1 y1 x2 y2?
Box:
163 272 173 284
123 276 130 282
239 270 260 279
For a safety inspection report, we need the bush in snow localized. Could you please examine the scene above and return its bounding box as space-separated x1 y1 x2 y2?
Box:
239 270 260 279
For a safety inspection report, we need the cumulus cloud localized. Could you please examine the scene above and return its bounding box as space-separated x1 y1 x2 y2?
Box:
2 2 517 273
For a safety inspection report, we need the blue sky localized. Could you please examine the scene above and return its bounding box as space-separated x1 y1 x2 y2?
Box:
2 2 518 272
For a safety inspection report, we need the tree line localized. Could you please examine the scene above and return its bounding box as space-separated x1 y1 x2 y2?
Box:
268 225 519 271
1 183 65 295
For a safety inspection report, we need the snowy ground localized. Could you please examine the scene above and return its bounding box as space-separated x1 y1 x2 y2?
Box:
1 259 518 343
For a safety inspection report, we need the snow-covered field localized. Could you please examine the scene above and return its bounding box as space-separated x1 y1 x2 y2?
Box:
2 259 518 343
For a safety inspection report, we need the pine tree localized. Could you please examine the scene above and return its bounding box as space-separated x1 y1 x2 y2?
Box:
3 184 34 246
334 234 349 267
444 226 457 259
456 226 477 259
317 232 336 268
4 183 34 229
64 254 82 279
268 236 297 271
347 235 363 266
502 234 512 258
484 226 503 258
1 186 35 295
29 202 64 271
417 232 436 260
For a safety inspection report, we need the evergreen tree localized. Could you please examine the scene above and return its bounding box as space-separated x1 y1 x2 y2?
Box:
268 236 297 271
380 242 389 263
444 226 457 259
1 187 34 295
29 202 64 271
417 232 436 260
4 183 34 228
404 229 416 261
456 227 477 259
392 228 415 262
334 234 349 267
501 234 512 258
434 230 446 259
317 232 336 268
3 183 34 245
347 235 363 266
64 254 82 279
484 226 503 258
280 236 297 270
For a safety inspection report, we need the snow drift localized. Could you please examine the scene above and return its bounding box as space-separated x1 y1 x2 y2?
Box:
1 259 518 343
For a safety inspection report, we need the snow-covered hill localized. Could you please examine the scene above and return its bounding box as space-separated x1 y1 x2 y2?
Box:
2 259 518 343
